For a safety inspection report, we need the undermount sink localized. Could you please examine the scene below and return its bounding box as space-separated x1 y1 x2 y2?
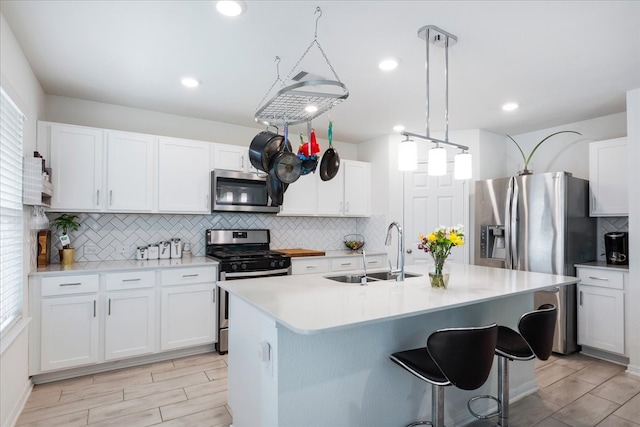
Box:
324 271 422 283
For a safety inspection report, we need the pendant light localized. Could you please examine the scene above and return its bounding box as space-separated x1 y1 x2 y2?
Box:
398 135 417 171
399 25 472 180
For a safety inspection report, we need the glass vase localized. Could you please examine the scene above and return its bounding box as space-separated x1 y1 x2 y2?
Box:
428 258 450 289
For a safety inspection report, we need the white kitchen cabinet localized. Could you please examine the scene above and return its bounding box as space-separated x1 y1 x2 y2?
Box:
106 131 156 212
158 137 211 213
104 270 156 360
48 123 104 211
317 160 371 217
576 266 626 355
40 274 100 372
279 172 318 215
212 143 249 172
291 254 386 275
589 137 628 216
291 257 331 275
160 266 217 351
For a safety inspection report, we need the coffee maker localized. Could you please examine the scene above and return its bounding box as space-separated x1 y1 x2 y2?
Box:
604 232 628 265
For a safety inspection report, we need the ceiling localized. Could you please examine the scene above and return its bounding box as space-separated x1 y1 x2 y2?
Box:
2 1 639 143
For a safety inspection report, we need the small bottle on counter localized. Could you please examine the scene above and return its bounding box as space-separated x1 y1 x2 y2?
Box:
182 242 192 258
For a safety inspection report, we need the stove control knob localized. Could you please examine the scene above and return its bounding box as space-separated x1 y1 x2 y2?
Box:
241 264 247 270
270 261 276 268
279 260 286 268
232 264 238 271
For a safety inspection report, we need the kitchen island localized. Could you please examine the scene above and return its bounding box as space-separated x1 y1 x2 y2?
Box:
220 262 579 427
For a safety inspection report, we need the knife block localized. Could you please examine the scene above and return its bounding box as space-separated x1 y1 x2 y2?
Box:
37 230 51 267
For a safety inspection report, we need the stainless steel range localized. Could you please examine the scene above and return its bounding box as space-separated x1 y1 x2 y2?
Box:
206 229 291 354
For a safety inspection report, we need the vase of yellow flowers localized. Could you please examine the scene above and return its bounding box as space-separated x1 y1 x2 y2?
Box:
418 225 465 288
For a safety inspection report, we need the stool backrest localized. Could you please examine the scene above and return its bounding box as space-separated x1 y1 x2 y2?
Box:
426 324 498 391
518 303 557 361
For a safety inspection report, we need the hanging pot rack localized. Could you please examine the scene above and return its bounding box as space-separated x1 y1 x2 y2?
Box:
254 7 349 127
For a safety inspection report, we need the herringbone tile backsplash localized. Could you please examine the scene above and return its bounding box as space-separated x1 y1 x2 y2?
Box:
46 212 388 262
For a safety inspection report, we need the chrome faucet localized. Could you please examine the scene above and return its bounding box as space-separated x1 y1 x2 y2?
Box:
385 222 405 281
361 250 368 286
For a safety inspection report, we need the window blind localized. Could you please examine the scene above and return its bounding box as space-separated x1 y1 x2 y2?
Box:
0 87 25 335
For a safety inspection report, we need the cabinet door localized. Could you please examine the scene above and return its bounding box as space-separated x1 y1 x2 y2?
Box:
279 172 318 215
41 295 99 371
105 289 156 360
106 131 156 212
212 143 248 172
577 285 624 354
344 161 371 216
589 138 628 216
317 168 344 216
161 283 216 350
158 137 211 213
49 124 103 211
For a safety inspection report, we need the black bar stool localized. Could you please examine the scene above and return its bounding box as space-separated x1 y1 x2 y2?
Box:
389 323 498 427
468 304 557 427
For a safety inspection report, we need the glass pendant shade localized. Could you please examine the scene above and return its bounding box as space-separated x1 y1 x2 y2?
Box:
428 146 447 176
398 139 418 171
454 152 472 179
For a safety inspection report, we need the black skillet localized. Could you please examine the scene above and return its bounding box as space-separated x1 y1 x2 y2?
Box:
320 121 340 181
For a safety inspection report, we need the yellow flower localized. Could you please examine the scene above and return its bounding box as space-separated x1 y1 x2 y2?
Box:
428 234 437 242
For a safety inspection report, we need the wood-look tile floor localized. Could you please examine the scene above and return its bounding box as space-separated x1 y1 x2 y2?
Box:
16 351 640 426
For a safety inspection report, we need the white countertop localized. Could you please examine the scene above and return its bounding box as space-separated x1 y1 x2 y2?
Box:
219 262 579 334
30 256 218 276
575 261 629 272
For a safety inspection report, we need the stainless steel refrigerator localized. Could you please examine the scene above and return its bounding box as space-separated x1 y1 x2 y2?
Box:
475 172 596 354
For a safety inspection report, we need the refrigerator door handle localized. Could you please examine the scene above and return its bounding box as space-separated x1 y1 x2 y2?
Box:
510 179 519 269
505 178 514 269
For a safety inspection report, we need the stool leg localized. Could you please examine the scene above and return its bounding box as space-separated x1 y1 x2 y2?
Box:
432 384 444 427
498 356 509 427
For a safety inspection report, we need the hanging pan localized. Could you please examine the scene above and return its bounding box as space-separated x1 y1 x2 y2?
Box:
270 123 302 184
320 121 340 181
266 166 288 206
249 127 292 173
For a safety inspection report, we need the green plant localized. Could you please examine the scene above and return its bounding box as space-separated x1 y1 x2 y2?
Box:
50 214 80 248
507 130 582 174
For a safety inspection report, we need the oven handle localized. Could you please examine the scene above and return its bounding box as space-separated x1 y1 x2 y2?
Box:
220 267 291 280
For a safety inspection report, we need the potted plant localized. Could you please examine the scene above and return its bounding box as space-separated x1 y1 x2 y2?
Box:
50 214 80 265
507 130 582 175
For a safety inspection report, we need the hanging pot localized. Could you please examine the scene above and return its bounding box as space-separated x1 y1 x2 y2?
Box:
270 124 302 184
266 166 287 206
249 130 291 173
320 121 340 181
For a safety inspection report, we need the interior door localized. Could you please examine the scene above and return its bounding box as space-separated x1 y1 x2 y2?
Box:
403 161 469 265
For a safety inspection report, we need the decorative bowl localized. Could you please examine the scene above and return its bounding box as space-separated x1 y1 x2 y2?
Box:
344 234 365 251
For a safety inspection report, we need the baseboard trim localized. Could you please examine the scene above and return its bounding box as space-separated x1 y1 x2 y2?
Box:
31 344 216 384
2 378 32 427
626 364 640 378
580 346 629 367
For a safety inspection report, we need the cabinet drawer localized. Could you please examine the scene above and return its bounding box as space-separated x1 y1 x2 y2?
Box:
364 255 386 269
576 268 625 290
106 270 155 291
161 266 217 286
291 258 331 275
41 274 99 296
331 257 362 272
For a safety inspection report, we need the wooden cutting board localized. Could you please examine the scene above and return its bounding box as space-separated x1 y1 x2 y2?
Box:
274 248 326 257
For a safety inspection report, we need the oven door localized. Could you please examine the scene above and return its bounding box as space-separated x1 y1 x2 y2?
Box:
216 267 290 354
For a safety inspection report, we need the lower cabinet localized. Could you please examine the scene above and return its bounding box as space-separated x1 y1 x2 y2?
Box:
160 283 217 350
41 294 100 372
105 289 156 360
291 254 386 275
576 266 627 356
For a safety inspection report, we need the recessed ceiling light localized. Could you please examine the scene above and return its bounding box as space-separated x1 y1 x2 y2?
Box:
379 58 399 71
305 105 318 113
181 77 200 88
216 1 247 17
502 102 519 112
393 125 405 132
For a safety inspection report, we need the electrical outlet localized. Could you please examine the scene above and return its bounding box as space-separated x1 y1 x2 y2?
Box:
116 245 128 255
84 244 98 255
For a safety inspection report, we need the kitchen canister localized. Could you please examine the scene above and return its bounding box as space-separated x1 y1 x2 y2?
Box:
147 244 159 260
170 238 182 258
136 246 148 260
182 242 192 258
159 241 171 259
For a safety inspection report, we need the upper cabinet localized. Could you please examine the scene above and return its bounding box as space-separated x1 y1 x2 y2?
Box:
106 131 156 212
48 124 104 211
589 137 628 216
212 143 249 172
279 172 318 216
158 137 211 213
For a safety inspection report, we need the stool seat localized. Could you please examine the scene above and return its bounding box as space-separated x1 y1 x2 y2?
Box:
495 326 534 360
390 348 448 385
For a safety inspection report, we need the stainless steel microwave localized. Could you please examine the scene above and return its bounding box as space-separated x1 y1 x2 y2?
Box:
211 169 280 213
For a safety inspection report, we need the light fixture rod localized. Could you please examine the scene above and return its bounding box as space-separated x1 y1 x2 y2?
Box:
401 131 469 151
444 34 449 142
425 26 430 139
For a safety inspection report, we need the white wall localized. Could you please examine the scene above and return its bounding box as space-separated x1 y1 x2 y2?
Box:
0 12 46 427
626 88 639 376
43 95 359 161
506 113 627 179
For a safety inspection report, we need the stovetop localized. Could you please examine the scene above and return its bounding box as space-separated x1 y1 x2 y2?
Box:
207 249 287 261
